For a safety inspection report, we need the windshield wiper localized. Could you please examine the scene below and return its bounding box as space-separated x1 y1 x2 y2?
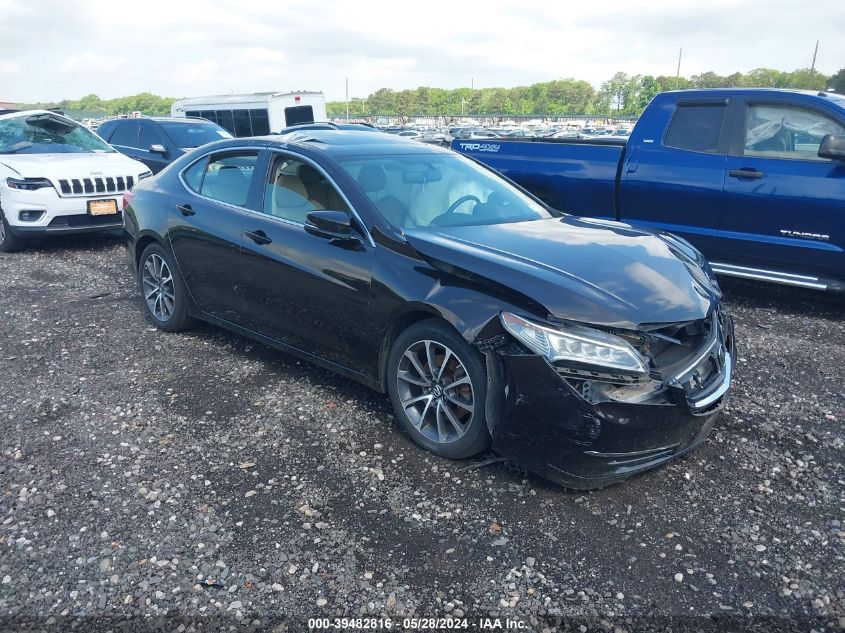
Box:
0 142 33 154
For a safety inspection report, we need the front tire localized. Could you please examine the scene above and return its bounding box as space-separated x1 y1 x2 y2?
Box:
0 206 24 253
387 319 491 459
137 242 196 332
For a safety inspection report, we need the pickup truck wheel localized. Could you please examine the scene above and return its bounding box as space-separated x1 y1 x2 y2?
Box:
0 206 24 253
387 319 491 459
138 243 196 332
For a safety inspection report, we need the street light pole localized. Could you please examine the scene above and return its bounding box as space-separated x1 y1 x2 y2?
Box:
675 47 683 89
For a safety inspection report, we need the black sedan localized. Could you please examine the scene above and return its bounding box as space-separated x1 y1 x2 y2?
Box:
123 128 735 489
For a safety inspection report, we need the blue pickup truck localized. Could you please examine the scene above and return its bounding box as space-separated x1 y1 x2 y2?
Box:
453 89 845 291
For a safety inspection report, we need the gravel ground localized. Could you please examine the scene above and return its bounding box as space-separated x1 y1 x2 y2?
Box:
1 234 843 632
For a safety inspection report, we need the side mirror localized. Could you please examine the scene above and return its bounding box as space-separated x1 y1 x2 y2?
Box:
305 209 353 240
818 134 845 162
149 144 167 155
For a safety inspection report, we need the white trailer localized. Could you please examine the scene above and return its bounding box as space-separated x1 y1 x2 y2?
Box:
170 91 327 137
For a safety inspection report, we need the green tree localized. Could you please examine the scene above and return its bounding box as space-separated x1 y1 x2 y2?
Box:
637 75 660 111
784 68 828 90
829 68 845 93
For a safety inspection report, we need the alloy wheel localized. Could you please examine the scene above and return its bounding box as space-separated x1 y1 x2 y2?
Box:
141 253 175 322
396 339 475 444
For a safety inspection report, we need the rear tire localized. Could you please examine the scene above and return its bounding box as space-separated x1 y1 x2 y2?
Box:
387 319 491 459
0 206 24 253
137 242 196 332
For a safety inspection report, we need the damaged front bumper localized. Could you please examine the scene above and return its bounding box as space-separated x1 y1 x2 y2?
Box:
483 310 735 489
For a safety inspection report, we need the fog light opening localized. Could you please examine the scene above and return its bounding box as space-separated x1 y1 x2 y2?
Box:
18 210 45 222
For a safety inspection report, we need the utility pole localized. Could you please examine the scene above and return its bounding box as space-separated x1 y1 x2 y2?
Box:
811 40 819 74
345 78 349 121
675 48 683 90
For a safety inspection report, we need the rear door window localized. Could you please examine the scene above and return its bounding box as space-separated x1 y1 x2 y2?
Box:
182 158 207 193
663 104 727 153
109 122 140 148
196 151 259 207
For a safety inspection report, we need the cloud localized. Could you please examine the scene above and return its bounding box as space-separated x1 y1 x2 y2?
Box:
58 50 126 74
0 59 19 75
2 0 843 103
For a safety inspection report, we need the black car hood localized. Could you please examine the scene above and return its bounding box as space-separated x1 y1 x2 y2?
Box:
403 216 720 330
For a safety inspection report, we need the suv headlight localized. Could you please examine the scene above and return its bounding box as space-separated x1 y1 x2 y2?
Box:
500 312 649 374
5 177 54 191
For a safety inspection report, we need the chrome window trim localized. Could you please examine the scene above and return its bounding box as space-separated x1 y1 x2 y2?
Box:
177 145 376 248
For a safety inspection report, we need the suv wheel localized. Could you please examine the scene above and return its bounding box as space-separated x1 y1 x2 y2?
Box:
138 242 196 332
0 206 23 253
387 319 491 459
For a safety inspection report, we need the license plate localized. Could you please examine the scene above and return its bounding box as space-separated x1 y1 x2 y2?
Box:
88 199 118 216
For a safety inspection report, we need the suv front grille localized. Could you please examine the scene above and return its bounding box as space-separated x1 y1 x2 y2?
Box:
58 176 135 197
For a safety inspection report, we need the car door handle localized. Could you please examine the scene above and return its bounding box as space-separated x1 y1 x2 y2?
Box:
177 203 195 216
245 229 272 246
729 169 764 180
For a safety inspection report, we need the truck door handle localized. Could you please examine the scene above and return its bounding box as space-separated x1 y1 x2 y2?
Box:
177 203 195 216
729 169 764 180
245 229 272 246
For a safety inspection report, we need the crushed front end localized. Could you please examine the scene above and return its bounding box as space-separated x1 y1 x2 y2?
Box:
481 308 735 489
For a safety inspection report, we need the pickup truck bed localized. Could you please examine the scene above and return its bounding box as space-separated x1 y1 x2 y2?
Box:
454 89 845 292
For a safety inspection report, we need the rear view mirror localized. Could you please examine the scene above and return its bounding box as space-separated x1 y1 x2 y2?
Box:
305 209 353 240
403 168 442 184
818 134 845 162
149 144 167 155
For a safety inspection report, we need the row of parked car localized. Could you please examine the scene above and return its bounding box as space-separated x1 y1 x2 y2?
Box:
0 111 234 251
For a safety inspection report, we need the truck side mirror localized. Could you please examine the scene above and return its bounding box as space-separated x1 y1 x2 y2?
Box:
818 134 845 162
149 144 167 155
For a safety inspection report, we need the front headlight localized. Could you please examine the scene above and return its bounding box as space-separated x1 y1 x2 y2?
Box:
138 171 153 181
500 312 649 374
5 177 54 191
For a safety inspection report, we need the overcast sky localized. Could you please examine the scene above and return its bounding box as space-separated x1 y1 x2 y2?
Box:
1 0 842 103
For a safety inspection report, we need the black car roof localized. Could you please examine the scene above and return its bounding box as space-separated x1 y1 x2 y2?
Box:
260 129 450 157
102 116 214 125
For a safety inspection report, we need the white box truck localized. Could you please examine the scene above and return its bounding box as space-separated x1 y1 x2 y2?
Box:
170 91 327 137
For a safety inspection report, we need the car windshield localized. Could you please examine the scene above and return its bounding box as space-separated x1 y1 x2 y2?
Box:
339 152 554 229
0 113 114 154
160 121 232 148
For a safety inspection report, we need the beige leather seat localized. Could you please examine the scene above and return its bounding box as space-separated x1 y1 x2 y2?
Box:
356 164 407 227
297 163 347 211
271 173 324 223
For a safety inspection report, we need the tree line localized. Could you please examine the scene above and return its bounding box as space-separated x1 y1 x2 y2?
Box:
15 92 176 117
327 67 844 118
16 67 845 119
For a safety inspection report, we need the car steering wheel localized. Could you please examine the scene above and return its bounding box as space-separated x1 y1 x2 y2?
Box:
445 195 482 215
